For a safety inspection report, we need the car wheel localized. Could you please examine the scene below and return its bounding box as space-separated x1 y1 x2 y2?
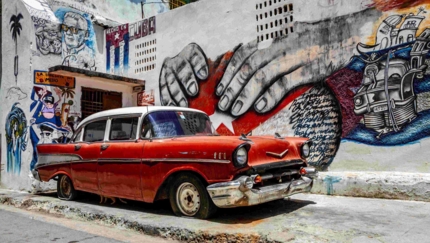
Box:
169 173 217 219
57 174 78 201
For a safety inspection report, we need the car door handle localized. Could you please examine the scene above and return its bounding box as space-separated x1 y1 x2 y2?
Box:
100 144 110 150
74 145 81 151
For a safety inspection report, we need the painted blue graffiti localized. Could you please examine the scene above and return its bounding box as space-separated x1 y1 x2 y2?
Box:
323 176 342 195
5 103 28 174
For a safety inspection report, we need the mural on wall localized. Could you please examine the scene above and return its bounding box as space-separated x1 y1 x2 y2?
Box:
158 40 342 169
106 24 129 75
55 9 96 70
5 103 28 174
34 17 62 55
157 4 430 169
23 0 62 55
29 72 80 170
338 7 430 145
10 13 24 84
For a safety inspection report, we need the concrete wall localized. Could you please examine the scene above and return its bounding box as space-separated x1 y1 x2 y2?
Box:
2 0 430 191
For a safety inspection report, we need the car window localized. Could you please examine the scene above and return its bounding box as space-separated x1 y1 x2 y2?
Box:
109 117 139 141
141 111 214 139
83 120 107 142
73 128 83 142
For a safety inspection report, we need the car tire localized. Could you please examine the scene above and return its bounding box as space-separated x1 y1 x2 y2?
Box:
169 173 217 219
57 174 78 201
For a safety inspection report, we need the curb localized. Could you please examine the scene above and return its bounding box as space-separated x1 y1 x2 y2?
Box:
312 171 430 202
0 190 273 243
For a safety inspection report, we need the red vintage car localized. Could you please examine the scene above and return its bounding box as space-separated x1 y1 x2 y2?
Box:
32 106 317 219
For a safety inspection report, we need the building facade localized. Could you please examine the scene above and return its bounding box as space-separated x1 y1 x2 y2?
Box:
2 0 430 191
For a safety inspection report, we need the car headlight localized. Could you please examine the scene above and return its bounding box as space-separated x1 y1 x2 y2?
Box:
301 141 311 158
233 144 249 167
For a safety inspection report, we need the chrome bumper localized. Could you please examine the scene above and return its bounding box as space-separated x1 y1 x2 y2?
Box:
31 169 41 181
207 175 314 208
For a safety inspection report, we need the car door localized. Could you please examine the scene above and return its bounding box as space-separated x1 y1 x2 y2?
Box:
97 116 144 200
71 119 107 193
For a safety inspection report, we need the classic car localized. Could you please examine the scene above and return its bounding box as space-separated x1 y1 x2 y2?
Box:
32 106 317 219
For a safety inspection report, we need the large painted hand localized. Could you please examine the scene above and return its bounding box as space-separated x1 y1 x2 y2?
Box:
159 43 209 107
216 38 312 116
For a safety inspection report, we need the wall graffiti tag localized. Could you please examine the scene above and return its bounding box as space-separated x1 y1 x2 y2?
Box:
129 16 156 41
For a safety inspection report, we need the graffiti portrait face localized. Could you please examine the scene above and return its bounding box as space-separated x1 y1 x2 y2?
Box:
61 12 88 50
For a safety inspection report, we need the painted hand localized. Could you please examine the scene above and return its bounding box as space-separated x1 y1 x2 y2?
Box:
159 43 209 107
216 38 311 116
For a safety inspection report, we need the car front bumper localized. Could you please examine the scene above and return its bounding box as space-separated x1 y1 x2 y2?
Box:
207 175 314 208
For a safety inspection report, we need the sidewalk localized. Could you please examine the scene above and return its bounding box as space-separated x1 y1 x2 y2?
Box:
0 171 429 242
312 171 430 202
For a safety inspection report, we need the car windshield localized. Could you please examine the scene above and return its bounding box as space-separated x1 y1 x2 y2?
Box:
142 110 216 138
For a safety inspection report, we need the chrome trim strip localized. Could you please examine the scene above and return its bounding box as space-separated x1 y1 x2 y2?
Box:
35 159 98 169
38 153 83 160
141 158 231 164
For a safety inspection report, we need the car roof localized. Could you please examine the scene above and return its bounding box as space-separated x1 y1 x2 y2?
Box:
77 106 207 129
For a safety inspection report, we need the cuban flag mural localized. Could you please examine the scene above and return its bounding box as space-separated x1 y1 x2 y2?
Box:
106 24 129 75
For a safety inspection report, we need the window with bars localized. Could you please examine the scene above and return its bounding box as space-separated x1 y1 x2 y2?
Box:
81 87 122 119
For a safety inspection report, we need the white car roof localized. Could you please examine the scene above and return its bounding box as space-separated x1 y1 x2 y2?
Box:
77 106 207 129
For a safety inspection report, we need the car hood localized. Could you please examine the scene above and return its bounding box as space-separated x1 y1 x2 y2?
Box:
146 135 308 166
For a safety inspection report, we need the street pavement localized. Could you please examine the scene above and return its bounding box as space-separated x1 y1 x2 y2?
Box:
0 188 429 243
0 204 178 243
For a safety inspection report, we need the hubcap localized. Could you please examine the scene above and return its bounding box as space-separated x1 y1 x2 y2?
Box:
60 176 71 198
176 182 200 216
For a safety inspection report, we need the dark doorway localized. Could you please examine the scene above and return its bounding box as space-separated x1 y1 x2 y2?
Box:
81 87 122 119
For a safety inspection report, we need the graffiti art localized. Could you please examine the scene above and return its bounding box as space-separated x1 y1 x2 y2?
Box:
5 103 28 174
29 85 79 170
10 13 23 84
55 9 96 70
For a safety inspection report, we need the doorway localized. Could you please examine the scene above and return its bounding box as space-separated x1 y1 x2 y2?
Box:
81 87 122 119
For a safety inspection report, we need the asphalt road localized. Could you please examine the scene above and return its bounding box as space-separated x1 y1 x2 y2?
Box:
0 204 177 243
1 189 429 243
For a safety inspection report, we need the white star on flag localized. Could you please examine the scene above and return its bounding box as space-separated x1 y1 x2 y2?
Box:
209 110 236 134
114 32 120 40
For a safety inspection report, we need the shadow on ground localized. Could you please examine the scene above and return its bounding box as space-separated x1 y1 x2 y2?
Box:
37 190 315 224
